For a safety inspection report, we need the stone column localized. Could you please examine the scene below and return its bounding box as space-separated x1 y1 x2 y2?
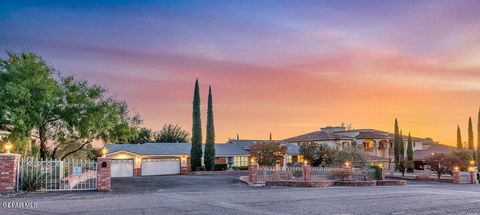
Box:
303 165 311 181
374 140 378 157
386 140 390 160
452 170 460 184
97 157 111 192
470 167 478 184
0 154 20 193
248 163 259 184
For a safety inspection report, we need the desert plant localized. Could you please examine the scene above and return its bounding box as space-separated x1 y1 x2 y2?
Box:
20 170 50 192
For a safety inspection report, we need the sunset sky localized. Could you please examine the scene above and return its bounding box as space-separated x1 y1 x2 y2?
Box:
1 1 480 146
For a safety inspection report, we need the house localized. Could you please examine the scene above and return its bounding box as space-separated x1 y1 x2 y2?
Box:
283 126 436 165
105 141 299 177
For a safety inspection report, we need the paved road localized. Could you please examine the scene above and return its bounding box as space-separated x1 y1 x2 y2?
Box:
2 174 480 214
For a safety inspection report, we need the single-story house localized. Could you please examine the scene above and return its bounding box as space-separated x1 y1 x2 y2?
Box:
105 140 300 177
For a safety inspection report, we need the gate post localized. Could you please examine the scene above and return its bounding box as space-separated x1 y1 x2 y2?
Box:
0 154 20 193
452 168 460 184
303 164 311 181
248 163 259 184
97 157 111 192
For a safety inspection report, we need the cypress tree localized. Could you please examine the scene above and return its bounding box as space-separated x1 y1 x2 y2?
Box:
399 130 405 176
399 130 405 161
204 86 215 171
468 117 474 150
407 133 414 172
457 125 463 149
477 108 480 166
394 119 400 164
190 79 203 171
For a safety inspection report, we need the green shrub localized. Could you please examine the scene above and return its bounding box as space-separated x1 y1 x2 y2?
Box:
214 164 228 171
233 166 249 170
369 165 382 180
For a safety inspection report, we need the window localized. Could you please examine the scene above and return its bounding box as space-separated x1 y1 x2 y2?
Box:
234 156 248 167
287 155 293 163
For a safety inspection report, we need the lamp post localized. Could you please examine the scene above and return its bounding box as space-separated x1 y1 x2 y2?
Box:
3 142 12 154
101 148 107 158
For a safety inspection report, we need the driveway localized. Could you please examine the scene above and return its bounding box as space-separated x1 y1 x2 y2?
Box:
111 174 253 193
2 175 480 214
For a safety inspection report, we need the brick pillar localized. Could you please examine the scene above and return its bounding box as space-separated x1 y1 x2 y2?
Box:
133 168 141 176
379 166 385 180
0 154 20 193
272 164 280 181
452 170 460 184
303 165 311 181
248 163 259 184
97 157 111 192
470 168 478 184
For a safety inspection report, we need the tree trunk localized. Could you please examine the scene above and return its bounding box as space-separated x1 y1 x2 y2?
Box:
39 126 48 159
60 139 93 160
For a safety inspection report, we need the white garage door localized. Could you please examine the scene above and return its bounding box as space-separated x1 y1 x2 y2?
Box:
111 159 133 177
141 158 180 176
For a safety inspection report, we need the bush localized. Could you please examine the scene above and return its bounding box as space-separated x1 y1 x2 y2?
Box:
331 170 353 181
214 164 228 171
369 165 382 180
233 166 249 170
20 171 49 192
249 141 287 166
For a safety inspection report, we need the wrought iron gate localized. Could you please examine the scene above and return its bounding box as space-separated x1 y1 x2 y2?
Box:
17 158 97 191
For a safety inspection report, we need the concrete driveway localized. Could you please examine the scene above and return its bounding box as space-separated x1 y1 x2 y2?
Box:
111 174 252 193
2 175 480 215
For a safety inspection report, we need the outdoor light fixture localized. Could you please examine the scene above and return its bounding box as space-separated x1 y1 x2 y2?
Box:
304 160 308 166
453 166 459 172
250 157 256 164
470 160 475 166
468 167 475 172
101 148 107 158
344 161 351 168
3 142 12 154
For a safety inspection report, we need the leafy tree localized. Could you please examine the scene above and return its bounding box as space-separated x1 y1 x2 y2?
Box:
0 52 62 159
468 117 474 150
406 133 414 172
450 149 473 171
299 142 334 166
204 86 215 171
190 79 203 171
331 146 368 169
425 153 460 179
127 127 153 144
249 141 287 166
0 52 139 160
51 76 140 160
153 124 190 143
457 125 463 149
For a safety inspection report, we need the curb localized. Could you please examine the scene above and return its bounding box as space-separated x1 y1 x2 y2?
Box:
239 176 265 187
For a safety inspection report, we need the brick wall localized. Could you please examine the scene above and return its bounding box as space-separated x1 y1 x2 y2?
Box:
97 157 111 192
0 154 20 193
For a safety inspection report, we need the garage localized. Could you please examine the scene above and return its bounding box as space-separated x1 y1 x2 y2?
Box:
141 158 180 176
111 159 134 177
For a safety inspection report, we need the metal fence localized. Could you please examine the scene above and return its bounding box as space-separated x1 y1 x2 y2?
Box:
257 166 378 182
17 158 97 191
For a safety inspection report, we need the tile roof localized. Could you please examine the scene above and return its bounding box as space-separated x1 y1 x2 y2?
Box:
105 141 300 156
283 131 352 142
413 143 456 160
355 132 390 139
